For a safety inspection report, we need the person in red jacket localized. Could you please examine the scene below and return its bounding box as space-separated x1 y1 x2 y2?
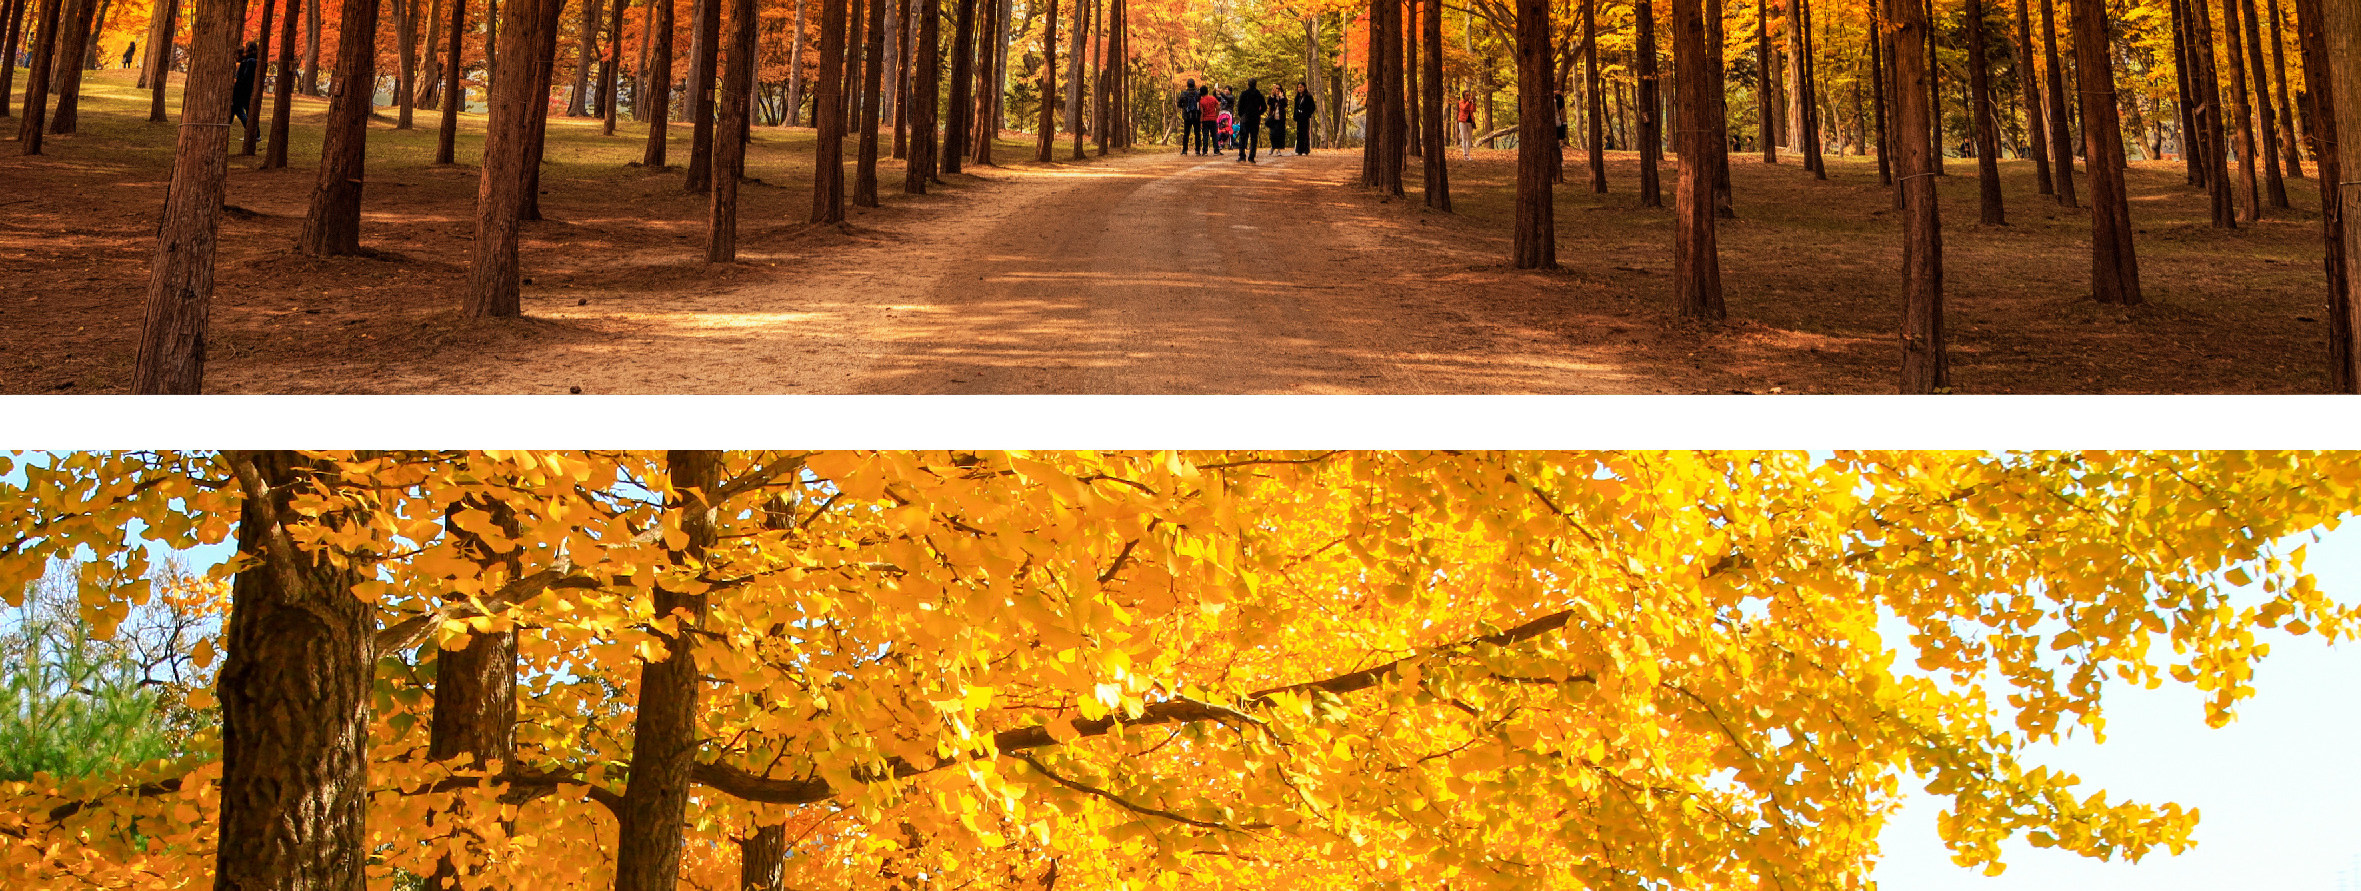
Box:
1197 90 1221 156
1457 91 1476 160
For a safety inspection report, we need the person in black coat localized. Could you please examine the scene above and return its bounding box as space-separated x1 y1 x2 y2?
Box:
1233 80 1268 162
1266 88 1288 157
230 43 259 127
1177 79 1202 154
1293 86 1316 155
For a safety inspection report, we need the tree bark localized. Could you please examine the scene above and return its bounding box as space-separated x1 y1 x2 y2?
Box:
2070 0 2141 303
2013 0 2051 192
150 0 182 125
2170 0 2200 182
1671 0 1722 315
45 0 91 134
1422 0 1449 208
601 0 625 133
464 0 558 317
1511 0 1554 266
398 0 421 129
969 0 996 164
684 0 722 190
273 0 306 167
738 823 788 891
810 0 847 219
213 451 374 891
1706 0 1733 214
296 0 386 257
303 0 322 94
893 0 912 155
1583 0 1604 190
708 0 754 260
2037 0 2077 202
2191 0 2234 224
432 0 463 163
1892 0 1943 391
1637 0 1662 205
2266 0 2300 176
419 0 445 108
2221 0 2261 220
904 0 939 190
1065 0 1083 158
1406 0 1420 159
423 623 517 891
785 0 805 125
942 0 973 171
2240 0 2289 206
855 0 886 203
645 0 676 164
1870 0 1893 185
2296 0 2349 388
242 0 276 149
1796 0 1825 176
611 451 721 891
0 0 26 120
1380 0 1404 194
1966 0 2005 222
571 0 596 114
1035 0 1056 161
129 0 238 393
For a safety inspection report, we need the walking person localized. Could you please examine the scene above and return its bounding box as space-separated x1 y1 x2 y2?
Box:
1197 89 1221 155
1178 79 1203 154
1294 84 1316 155
1267 87 1288 157
1456 91 1475 159
230 43 260 127
122 41 136 69
1234 79 1267 162
1553 92 1568 144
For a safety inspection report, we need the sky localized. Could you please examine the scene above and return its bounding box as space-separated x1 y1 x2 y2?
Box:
1869 523 2361 891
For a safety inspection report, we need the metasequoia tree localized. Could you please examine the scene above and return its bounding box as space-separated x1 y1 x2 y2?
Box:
708 0 756 261
1036 0 1057 162
2298 0 2348 389
297 0 390 257
2239 0 2287 207
1583 0 1604 192
4 451 2361 891
2069 0 2141 304
1422 0 1449 210
1511 0 1554 268
2013 0 2052 195
645 0 676 166
943 0 975 173
1637 0 1662 206
240 0 275 148
2189 0 2232 225
856 0 888 207
466 0 565 318
904 0 940 192
129 0 244 394
45 0 90 134
1893 0 1943 391
15 0 60 154
433 0 464 164
1965 0 2004 224
811 0 849 221
2037 0 2076 203
151 0 183 124
1671 0 1722 318
685 0 724 191
2221 0 2260 220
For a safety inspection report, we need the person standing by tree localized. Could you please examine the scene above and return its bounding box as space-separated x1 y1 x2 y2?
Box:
229 43 259 127
1458 91 1476 159
1198 89 1220 154
120 41 133 68
1236 78 1268 162
1178 79 1201 154
1268 86 1289 156
1294 84 1316 154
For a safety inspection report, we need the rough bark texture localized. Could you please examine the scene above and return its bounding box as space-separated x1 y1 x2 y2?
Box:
600 0 624 133
971 0 999 164
520 0 563 221
738 823 787 891
1757 0 1775 162
242 0 274 148
128 0 238 394
811 0 849 220
214 451 374 891
2191 0 2234 225
858 0 889 205
464 0 558 317
1036 0 1056 161
1511 0 1554 267
2317 0 2356 388
707 0 754 260
0 0 25 119
2172 0 2201 182
273 0 306 167
45 0 91 134
1583 0 1605 191
14 0 60 153
1893 0 1944 391
943 0 975 172
1966 0 2005 223
418 0 445 107
296 0 386 257
304 0 323 94
684 0 722 191
1796 0 1825 177
2038 0 2077 203
151 0 183 124
2266 0 2300 176
644 0 675 165
1671 0 1722 316
905 0 940 191
2013 0 2052 192
1638 0 1662 205
1066 0 1085 159
2221 0 2260 220
570 0 596 115
1378 0 1404 195
2071 0 2142 303
1871 0 1893 186
424 542 519 891
1706 0 1733 214
1421 0 1450 209
611 451 720 891
397 0 420 128
2239 0 2288 206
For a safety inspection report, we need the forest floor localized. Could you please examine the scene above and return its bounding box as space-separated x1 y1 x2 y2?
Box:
0 68 2339 393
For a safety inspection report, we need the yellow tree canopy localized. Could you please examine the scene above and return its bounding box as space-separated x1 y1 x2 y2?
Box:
0 451 2353 891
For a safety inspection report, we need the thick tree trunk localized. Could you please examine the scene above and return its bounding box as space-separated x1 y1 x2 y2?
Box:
464 0 558 317
1797 0 1825 176
273 0 306 167
856 0 886 203
1036 0 1056 161
1422 0 1449 208
905 0 940 191
424 624 517 891
2014 0 2052 192
970 0 997 164
243 0 276 149
738 823 788 891
1638 0 1662 205
398 0 421 129
1892 0 1943 391
810 0 848 219
2266 0 2300 176
432 0 463 163
1583 0 1604 190
129 0 237 393
601 0 625 133
634 0 652 120
1967 0 2005 222
1671 0 1722 315
708 0 754 260
45 0 90 134
2071 0 2142 303
297 0 386 258
942 0 974 171
2297 0 2349 388
2037 0 2077 202
303 0 322 94
1706 0 1734 214
1512 0 1554 266
214 451 374 891
612 452 721 891
2240 0 2288 206
150 0 182 124
130 0 162 89
2191 0 2234 224
419 0 445 108
1361 0 1383 185
684 0 722 190
645 0 676 164
570 0 596 115
2221 0 2261 220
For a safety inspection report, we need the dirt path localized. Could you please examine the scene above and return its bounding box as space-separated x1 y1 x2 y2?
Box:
216 150 1663 394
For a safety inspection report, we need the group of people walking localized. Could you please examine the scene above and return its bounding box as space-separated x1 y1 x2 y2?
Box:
1177 79 1315 163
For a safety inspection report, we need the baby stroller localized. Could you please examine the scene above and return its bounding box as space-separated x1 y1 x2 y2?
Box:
1216 111 1233 152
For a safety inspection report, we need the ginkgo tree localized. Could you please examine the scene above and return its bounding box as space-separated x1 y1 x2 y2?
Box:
0 451 2354 891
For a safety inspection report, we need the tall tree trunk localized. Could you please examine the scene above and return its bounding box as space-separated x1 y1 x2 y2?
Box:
243 0 276 148
2240 0 2288 206
2171 0 2200 182
684 0 722 190
1512 0 1554 266
303 0 322 94
2037 0 2077 202
129 0 237 393
738 823 788 891
882 0 900 130
571 0 596 114
464 0 559 317
1797 0 1826 176
432 0 463 163
2266 0 2300 176
1065 0 1084 158
212 452 373 891
1757 0 1775 161
1967 0 2005 222
45 0 90 134
1706 0 1734 215
645 0 676 164
856 0 886 203
1381 0 1405 193
398 0 421 128
0 0 26 120
708 0 754 260
2014 0 2052 192
893 0 913 155
905 0 939 190
810 0 847 220
2071 0 2141 303
2191 0 2234 224
784 0 805 125
2296 0 2348 388
1925 0 1942 174
1783 0 1802 144
601 0 625 133
272 0 306 167
423 623 517 891
1362 0 1383 185
520 0 564 223
2221 0 2261 220
1892 0 1942 390
297 0 386 258
1036 0 1055 160
131 0 162 89
1422 0 1449 208
1406 0 1420 158
1583 0 1604 190
1638 0 1662 205
150 0 182 124
1671 0 1722 314
971 0 997 164
1871 0 1893 186
611 451 721 891
942 0 974 171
